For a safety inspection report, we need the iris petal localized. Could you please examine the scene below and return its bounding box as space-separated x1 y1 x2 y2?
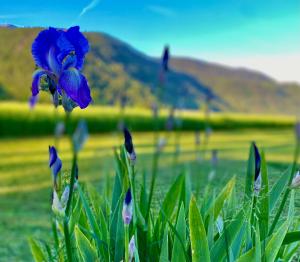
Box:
32 69 47 96
29 95 38 108
65 26 89 70
47 47 62 76
59 68 91 109
49 146 58 167
31 27 60 70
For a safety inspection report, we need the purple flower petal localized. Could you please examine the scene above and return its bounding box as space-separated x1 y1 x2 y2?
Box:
65 26 89 70
49 146 58 167
59 68 91 109
32 70 47 96
31 27 60 70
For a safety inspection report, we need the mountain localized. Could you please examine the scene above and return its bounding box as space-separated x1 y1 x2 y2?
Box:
0 27 299 114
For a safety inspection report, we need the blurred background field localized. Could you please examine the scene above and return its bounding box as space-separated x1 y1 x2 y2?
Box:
0 125 298 260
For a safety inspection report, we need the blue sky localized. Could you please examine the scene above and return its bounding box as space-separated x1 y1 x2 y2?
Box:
0 0 299 82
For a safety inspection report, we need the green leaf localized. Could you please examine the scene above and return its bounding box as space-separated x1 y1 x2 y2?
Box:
189 196 210 262
69 192 82 234
171 204 186 262
244 144 255 203
255 223 261 262
282 231 300 245
236 224 261 262
114 201 125 262
75 225 99 262
236 248 256 262
154 174 184 242
159 227 169 262
29 238 47 262
212 176 235 220
265 221 289 262
265 191 294 262
210 204 250 262
180 170 192 212
231 223 247 259
78 186 102 251
257 151 269 241
269 167 291 213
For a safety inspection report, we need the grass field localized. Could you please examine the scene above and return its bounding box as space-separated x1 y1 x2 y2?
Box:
0 102 296 137
0 128 298 261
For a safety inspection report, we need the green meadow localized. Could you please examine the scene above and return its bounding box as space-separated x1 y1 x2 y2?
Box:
0 128 298 260
0 102 296 137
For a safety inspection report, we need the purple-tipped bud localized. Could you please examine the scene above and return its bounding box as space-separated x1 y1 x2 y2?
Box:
49 146 62 187
161 45 169 72
73 120 88 153
253 142 261 195
253 143 261 181
123 127 136 164
295 122 300 141
129 235 135 261
122 188 133 225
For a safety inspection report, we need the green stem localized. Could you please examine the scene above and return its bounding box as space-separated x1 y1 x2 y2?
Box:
63 217 73 262
146 150 159 222
268 141 299 235
51 217 59 252
66 153 77 216
124 225 129 262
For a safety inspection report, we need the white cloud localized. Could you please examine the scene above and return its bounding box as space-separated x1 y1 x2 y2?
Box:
79 0 100 18
147 5 175 17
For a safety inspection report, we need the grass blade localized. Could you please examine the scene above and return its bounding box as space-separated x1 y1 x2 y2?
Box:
189 196 210 262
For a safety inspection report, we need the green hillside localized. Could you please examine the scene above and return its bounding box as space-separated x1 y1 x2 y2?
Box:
0 27 299 114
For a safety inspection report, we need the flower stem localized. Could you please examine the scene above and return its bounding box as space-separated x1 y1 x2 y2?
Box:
146 150 159 222
63 217 73 262
268 141 299 235
66 153 77 216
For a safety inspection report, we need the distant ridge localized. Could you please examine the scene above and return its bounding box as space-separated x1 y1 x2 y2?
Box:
0 27 299 114
0 24 18 28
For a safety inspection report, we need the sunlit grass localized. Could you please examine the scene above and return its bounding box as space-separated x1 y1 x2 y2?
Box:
0 128 297 260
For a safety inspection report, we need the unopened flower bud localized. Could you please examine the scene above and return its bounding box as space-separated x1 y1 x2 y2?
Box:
253 142 261 195
123 127 136 165
122 189 133 225
60 185 70 207
52 190 65 216
49 146 62 188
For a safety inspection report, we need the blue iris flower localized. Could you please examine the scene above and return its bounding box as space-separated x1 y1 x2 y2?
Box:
31 26 92 110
